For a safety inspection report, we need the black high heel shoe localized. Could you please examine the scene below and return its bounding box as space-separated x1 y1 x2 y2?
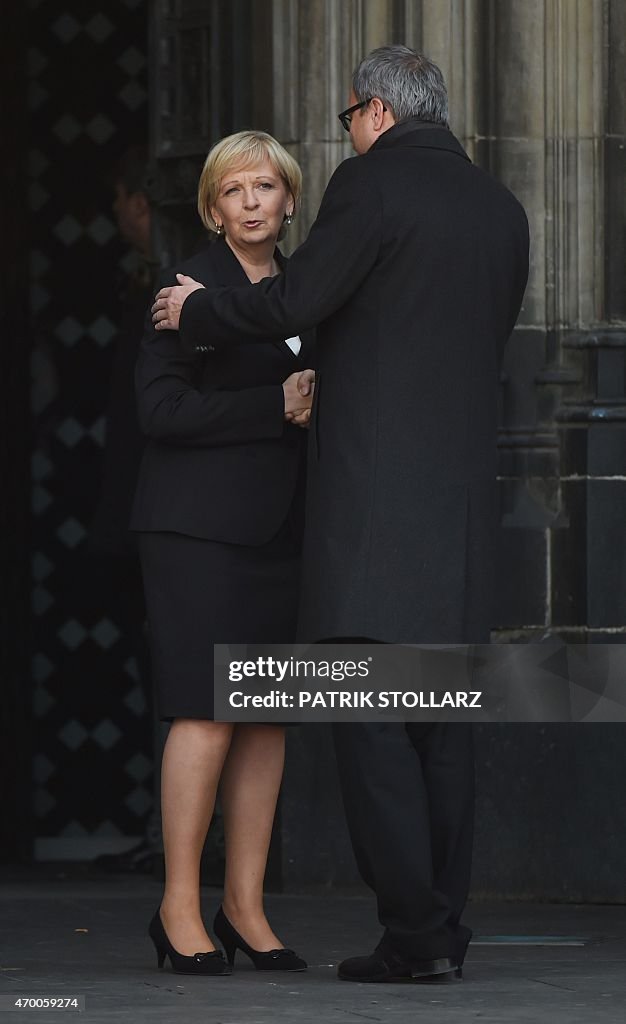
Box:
213 906 307 971
148 910 232 975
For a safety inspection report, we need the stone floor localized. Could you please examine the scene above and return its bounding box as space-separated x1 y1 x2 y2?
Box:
1 871 625 1023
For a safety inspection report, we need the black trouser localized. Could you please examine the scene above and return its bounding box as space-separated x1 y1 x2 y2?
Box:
332 720 474 964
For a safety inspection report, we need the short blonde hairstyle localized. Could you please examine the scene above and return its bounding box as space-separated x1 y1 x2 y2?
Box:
197 130 303 235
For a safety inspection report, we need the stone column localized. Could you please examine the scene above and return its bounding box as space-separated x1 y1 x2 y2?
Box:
483 1 612 638
553 0 626 636
399 0 486 158
271 0 400 250
272 0 489 246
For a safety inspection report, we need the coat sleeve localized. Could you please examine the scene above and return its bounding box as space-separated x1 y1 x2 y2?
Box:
178 157 382 352
136 286 285 448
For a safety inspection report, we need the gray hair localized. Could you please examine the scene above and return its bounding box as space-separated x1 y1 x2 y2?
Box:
352 45 449 127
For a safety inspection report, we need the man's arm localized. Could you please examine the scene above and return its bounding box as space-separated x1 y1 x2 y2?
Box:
136 301 312 446
153 157 382 351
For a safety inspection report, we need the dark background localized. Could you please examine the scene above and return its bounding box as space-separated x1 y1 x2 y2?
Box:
2 0 152 864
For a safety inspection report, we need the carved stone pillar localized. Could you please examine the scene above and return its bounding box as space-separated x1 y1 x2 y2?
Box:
272 0 487 248
484 1 620 639
399 0 486 157
271 0 396 249
553 0 626 636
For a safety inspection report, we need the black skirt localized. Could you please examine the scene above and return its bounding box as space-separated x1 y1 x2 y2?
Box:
138 521 301 720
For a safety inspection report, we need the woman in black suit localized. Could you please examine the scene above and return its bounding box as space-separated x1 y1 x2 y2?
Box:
131 132 314 975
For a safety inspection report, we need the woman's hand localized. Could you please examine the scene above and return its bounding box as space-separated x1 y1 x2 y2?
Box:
283 369 315 427
152 274 205 330
291 407 311 427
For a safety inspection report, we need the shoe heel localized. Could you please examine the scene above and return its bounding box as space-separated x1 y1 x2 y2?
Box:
213 905 306 972
221 935 237 967
148 910 230 976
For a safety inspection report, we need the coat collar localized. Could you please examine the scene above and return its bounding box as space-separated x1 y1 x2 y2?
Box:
369 118 471 163
208 234 287 286
200 237 305 360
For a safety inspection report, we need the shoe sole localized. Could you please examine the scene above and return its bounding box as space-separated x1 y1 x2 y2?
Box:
412 969 463 984
253 967 308 973
338 969 462 984
169 967 232 976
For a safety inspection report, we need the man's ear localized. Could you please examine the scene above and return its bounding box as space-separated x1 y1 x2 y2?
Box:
371 97 386 123
370 97 391 131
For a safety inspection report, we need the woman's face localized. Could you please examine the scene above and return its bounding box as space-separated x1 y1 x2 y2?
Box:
210 159 294 250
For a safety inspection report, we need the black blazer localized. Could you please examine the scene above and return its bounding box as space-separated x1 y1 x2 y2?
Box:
130 238 315 545
177 122 530 643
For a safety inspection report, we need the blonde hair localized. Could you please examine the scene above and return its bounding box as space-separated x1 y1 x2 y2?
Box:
197 130 302 235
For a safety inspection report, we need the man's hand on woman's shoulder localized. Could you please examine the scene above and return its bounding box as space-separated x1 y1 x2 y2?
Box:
152 274 205 331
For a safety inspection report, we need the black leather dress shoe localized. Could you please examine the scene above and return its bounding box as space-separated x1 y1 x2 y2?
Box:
338 950 462 983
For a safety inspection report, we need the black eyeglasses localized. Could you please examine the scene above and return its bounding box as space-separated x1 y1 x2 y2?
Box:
338 98 387 132
340 98 368 132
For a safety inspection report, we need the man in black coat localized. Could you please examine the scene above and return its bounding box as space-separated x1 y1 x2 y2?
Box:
152 46 530 983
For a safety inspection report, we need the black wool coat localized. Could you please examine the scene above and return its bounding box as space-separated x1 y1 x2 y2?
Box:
178 121 530 642
131 238 314 545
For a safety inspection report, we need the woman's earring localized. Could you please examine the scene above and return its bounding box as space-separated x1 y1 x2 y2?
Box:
214 221 223 235
285 212 293 226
